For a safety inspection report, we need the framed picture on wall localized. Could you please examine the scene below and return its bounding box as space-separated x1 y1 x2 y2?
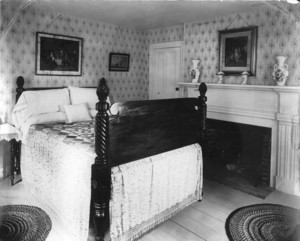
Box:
109 53 130 72
35 32 83 76
218 26 258 76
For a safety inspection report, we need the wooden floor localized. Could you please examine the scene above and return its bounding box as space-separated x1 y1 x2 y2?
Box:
1 177 300 241
0 177 73 241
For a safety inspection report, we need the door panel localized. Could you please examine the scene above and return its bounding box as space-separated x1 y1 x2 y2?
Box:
149 42 182 100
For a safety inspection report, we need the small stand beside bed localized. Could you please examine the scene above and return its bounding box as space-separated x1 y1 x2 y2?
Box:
13 76 207 241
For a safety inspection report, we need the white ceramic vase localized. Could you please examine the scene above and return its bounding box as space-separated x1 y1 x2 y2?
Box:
190 60 201 83
241 71 250 85
272 56 289 86
216 72 224 84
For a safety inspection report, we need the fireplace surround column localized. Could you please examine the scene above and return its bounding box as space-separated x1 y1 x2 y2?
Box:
275 89 300 196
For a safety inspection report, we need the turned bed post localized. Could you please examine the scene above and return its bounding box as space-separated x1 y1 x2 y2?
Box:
198 82 207 147
15 76 24 175
10 76 25 185
197 82 207 200
16 76 25 102
92 78 111 241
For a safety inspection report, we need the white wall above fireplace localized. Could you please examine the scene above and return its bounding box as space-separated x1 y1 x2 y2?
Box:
179 82 300 196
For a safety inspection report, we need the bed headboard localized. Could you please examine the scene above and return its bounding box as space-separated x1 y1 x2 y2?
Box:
15 76 97 102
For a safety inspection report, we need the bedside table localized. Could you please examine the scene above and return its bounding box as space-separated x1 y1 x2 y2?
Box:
0 123 21 185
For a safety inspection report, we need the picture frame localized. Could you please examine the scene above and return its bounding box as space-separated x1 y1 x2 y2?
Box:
109 53 130 72
218 26 258 76
35 32 83 76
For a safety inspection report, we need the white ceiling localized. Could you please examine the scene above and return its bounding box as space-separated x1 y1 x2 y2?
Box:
37 0 271 30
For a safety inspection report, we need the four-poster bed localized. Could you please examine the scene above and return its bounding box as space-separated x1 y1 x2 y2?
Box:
11 76 207 241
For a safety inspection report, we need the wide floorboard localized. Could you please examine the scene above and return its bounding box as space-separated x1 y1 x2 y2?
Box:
140 179 300 241
1 177 300 241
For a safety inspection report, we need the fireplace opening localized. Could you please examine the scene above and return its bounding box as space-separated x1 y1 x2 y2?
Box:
204 119 272 190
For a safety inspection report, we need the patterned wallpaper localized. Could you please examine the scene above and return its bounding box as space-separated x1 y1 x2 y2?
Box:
0 1 148 122
183 3 300 85
145 25 184 45
1 1 300 122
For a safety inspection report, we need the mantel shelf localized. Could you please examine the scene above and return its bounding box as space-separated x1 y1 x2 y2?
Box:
178 82 300 93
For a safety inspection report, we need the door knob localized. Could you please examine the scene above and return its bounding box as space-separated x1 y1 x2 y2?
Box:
175 87 179 91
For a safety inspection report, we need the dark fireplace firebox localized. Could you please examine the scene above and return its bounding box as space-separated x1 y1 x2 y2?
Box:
204 119 271 187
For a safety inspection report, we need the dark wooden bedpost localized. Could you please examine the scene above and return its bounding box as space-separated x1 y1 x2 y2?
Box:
92 78 111 241
197 82 207 147
197 82 207 201
16 76 25 102
10 76 25 185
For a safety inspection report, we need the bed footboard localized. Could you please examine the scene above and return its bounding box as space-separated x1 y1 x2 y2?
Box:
92 79 207 241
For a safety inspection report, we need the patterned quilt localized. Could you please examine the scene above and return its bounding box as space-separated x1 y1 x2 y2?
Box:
24 120 203 241
30 120 95 154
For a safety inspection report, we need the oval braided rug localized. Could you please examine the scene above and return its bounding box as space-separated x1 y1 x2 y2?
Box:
0 205 52 241
226 204 300 241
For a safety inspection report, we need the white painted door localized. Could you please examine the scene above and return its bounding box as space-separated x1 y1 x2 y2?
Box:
149 41 182 99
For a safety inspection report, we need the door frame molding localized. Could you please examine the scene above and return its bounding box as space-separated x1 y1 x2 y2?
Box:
149 41 183 99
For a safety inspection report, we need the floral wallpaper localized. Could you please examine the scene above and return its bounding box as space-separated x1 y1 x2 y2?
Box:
0 1 148 122
183 3 300 85
1 1 300 123
145 25 183 45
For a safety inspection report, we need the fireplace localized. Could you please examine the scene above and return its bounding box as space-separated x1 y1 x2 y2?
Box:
179 82 300 196
205 119 271 188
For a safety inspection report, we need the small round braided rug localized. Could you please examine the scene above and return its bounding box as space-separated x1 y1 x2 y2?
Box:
225 204 300 241
0 205 52 241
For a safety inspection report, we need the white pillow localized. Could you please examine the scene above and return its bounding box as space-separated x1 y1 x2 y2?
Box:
12 88 70 128
28 112 66 125
60 103 92 123
25 88 70 115
89 108 115 118
11 93 29 129
89 109 97 118
68 86 111 109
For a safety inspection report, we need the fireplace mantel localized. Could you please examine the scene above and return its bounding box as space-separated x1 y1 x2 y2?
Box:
179 82 300 92
179 82 300 196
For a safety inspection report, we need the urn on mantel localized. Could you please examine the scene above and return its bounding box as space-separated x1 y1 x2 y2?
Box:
190 59 201 83
216 71 225 84
241 71 250 85
272 56 289 86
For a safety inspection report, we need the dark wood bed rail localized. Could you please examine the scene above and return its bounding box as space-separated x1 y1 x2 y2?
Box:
92 78 207 240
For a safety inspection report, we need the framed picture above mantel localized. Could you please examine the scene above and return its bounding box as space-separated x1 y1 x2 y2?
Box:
35 32 83 76
218 26 258 76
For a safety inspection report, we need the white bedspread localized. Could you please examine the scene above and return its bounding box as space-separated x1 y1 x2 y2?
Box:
22 129 94 241
22 127 203 241
111 144 202 241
